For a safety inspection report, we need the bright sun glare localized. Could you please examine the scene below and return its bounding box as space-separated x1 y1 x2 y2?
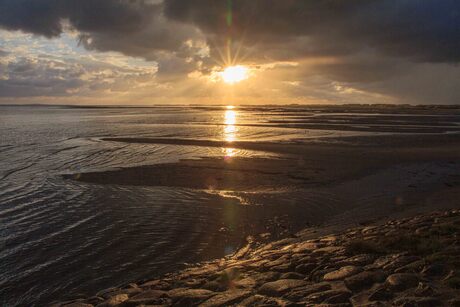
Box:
221 65 249 84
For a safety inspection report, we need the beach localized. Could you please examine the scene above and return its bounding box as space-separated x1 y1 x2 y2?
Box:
3 1 460 305
69 133 460 232
53 209 460 306
57 126 460 306
1 105 460 305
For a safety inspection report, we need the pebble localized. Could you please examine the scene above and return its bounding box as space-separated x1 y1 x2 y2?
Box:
54 210 460 307
385 273 419 291
98 294 128 306
295 263 317 274
323 265 362 281
307 290 352 304
125 290 168 305
393 296 442 307
368 287 393 301
200 289 251 307
345 270 386 292
62 304 94 307
280 272 305 279
167 288 215 305
421 263 447 277
258 279 308 296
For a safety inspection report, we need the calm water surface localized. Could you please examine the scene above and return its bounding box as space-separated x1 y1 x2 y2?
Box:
1 105 459 305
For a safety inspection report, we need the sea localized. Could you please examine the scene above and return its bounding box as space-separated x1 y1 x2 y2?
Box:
0 105 459 305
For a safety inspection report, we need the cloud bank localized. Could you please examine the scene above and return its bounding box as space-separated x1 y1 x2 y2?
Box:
0 0 459 104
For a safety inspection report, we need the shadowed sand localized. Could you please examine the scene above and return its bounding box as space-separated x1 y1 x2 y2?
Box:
65 135 460 231
70 135 460 192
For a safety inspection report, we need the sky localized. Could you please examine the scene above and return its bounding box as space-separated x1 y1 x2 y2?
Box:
0 0 459 105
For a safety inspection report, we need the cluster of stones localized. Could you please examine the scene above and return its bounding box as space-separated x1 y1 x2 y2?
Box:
54 210 460 306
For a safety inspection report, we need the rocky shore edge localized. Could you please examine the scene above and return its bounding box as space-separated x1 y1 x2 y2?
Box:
53 209 460 306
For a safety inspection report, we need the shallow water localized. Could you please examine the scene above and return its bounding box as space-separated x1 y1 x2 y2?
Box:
0 105 459 305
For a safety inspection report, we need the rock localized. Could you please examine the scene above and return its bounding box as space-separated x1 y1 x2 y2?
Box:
124 290 168 305
414 282 436 296
238 294 265 306
239 294 295 306
258 279 308 296
94 287 140 300
371 255 399 270
84 297 104 306
359 302 389 307
321 235 339 243
264 256 290 269
394 260 425 273
312 304 353 307
62 304 93 307
295 263 317 275
292 242 321 253
307 290 352 304
52 211 460 307
448 298 460 307
421 263 447 277
383 256 421 272
362 226 378 234
140 279 170 290
200 289 251 306
338 254 375 266
385 273 419 291
96 288 119 299
202 280 226 292
323 266 362 281
368 288 393 301
322 291 353 304
272 263 295 272
234 277 257 289
312 246 344 256
280 272 305 279
284 282 332 301
252 271 280 285
415 226 430 235
344 270 386 292
213 267 241 288
259 232 271 240
98 294 128 306
393 296 442 307
311 268 337 282
167 288 215 305
180 278 205 288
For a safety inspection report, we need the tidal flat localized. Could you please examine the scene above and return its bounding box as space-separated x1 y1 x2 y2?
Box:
1 105 459 305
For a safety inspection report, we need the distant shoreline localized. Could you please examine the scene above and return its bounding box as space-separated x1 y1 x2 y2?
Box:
2 103 460 110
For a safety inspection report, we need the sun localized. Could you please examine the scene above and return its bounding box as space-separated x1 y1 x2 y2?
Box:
220 65 249 84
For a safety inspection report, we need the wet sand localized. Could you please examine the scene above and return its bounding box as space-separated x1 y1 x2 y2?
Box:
66 135 460 236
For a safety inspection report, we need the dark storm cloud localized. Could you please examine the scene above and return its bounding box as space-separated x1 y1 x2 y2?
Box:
0 0 151 37
1 0 459 63
0 0 459 103
0 0 200 60
165 0 460 63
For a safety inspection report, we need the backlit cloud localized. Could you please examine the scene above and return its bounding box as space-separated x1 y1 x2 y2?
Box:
0 0 459 104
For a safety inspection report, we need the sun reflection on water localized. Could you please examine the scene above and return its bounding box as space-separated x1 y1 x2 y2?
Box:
223 106 238 158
